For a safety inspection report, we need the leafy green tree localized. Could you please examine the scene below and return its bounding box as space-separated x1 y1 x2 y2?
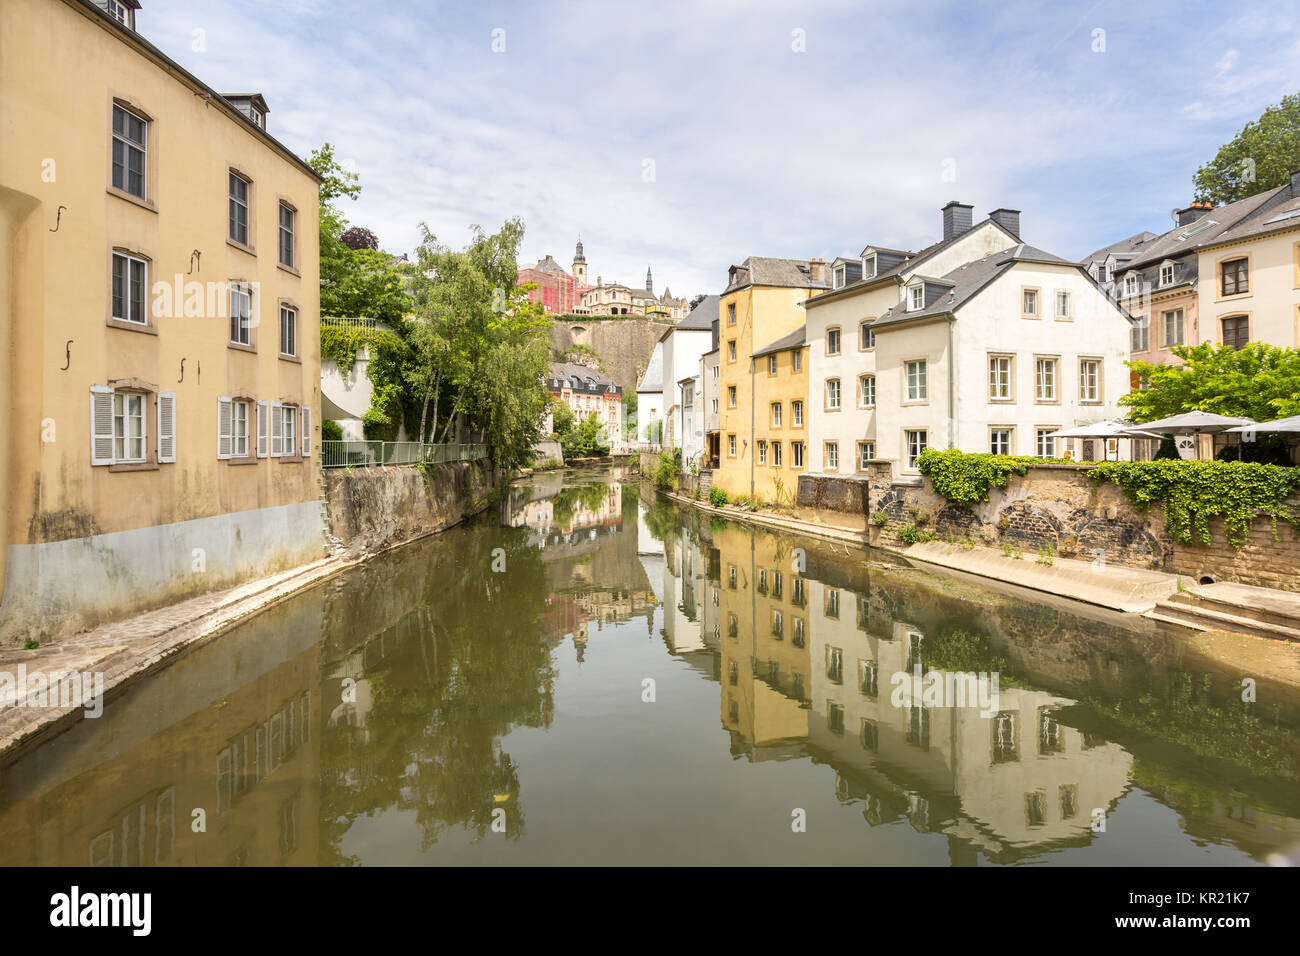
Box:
1193 93 1300 204
560 413 610 459
1122 342 1300 422
550 399 574 436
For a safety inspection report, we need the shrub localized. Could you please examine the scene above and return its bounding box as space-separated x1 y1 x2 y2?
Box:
871 510 889 526
321 419 343 442
898 522 936 545
652 450 678 490
708 486 728 507
916 449 1064 505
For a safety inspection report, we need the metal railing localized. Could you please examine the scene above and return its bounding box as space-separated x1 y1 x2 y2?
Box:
322 440 489 468
321 316 390 332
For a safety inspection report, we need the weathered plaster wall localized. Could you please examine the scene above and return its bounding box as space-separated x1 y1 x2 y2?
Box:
324 460 503 556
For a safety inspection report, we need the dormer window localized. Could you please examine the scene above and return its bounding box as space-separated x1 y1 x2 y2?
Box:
833 264 846 290
908 285 924 311
1124 274 1138 296
862 255 877 279
1159 262 1175 286
104 0 135 28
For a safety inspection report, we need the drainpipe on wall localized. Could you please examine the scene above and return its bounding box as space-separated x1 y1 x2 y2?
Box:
750 353 756 501
947 314 956 449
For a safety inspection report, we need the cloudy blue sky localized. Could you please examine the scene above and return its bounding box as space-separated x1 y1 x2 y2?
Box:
146 0 1300 299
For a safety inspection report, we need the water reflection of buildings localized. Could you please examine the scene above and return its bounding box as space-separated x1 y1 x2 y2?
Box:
507 476 624 550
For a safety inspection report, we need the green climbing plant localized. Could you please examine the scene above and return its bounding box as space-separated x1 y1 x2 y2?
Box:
1088 459 1300 548
916 449 1068 505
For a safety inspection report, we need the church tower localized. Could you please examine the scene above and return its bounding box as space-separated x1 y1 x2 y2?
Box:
572 238 587 285
645 265 653 295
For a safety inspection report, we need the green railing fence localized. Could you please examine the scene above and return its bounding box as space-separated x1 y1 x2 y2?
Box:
322 441 489 468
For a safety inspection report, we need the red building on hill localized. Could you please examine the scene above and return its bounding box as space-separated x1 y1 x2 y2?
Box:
517 239 590 314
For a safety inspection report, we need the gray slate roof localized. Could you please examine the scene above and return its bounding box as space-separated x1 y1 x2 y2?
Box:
752 324 807 357
724 257 829 293
675 294 719 330
636 346 664 393
1199 183 1300 247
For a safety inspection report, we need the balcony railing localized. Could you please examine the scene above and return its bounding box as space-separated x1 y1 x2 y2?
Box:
322 440 489 468
321 316 390 332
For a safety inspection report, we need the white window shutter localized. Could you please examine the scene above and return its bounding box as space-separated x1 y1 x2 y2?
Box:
157 391 176 463
256 400 269 458
217 396 233 459
90 385 114 466
301 405 312 457
270 402 283 456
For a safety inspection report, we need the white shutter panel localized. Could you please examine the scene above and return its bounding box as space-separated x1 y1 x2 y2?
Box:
90 385 114 466
157 391 176 463
217 397 233 459
256 400 269 458
270 402 283 457
301 405 312 457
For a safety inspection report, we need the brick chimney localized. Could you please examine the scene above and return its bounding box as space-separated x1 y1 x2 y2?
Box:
808 258 827 283
989 208 1021 239
942 201 973 241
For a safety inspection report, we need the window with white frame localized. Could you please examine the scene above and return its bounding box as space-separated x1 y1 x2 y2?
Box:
825 441 839 469
1035 357 1057 401
860 322 875 349
728 385 737 408
280 305 297 357
792 441 803 467
771 402 782 427
906 360 927 401
232 399 250 458
111 251 148 325
768 354 778 374
988 355 1012 400
1055 290 1070 318
1162 308 1184 346
757 440 767 465
111 104 147 199
279 404 297 456
792 350 802 372
909 285 924 311
859 374 875 408
91 386 174 466
229 171 250 245
1079 358 1101 402
792 400 803 426
229 283 252 346
826 378 841 409
1036 428 1057 458
863 255 876 278
990 428 1012 455
278 203 295 268
1124 274 1138 296
905 429 927 469
113 391 146 462
728 340 736 362
827 327 841 355
1159 263 1174 286
106 0 130 24
833 264 845 289
1131 315 1149 352
772 441 782 467
858 441 875 469
728 434 736 456
1022 288 1038 315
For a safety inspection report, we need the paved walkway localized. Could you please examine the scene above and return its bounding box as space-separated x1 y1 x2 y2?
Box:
0 555 349 757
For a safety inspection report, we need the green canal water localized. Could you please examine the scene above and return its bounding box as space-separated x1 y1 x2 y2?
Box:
2 465 1299 865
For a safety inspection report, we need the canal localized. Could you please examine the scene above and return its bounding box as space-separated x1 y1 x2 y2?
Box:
2 465 1299 865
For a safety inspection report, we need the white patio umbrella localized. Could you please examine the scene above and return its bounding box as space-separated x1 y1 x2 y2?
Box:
1123 410 1255 435
1224 415 1300 435
1046 420 1158 460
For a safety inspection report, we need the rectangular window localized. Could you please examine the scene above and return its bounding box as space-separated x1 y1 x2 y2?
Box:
1079 359 1100 402
826 378 841 409
727 385 737 408
906 360 927 401
1131 315 1149 352
772 441 782 467
858 441 875 469
281 405 297 455
1159 263 1174 286
1022 288 1038 316
727 304 736 325
909 285 924 310
728 340 736 362
232 400 250 458
1222 315 1249 349
771 402 782 427
860 323 875 349
990 428 1011 455
768 354 778 375
728 434 736 457
988 355 1012 400
792 441 804 468
111 251 148 324
1036 428 1057 458
792 350 802 372
111 104 147 199
278 203 295 268
229 284 252 346
859 374 875 408
757 440 767 465
905 430 927 469
229 172 250 245
826 441 839 469
1035 357 1057 401
113 392 146 462
792 400 803 426
1162 308 1185 346
280 305 297 357
1124 275 1138 296
827 327 841 355
1221 258 1249 296
1055 290 1070 318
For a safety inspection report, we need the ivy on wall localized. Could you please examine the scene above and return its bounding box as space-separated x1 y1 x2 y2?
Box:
320 324 415 442
1089 459 1300 547
915 449 1068 505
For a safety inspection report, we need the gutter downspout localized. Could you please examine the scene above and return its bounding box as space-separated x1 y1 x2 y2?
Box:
750 353 756 501
947 314 956 449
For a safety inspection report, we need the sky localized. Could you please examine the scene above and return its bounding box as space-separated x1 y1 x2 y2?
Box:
145 0 1300 300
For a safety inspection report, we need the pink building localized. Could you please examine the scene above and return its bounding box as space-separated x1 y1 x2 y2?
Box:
516 240 590 314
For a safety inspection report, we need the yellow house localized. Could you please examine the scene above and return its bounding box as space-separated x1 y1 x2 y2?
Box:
715 257 827 502
0 0 324 644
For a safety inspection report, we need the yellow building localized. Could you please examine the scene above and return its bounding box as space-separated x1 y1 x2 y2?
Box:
0 0 324 644
715 257 827 502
